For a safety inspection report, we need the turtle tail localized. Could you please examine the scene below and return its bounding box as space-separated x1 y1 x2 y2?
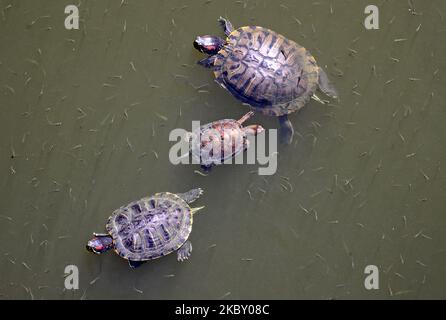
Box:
278 115 294 145
318 67 338 99
190 206 205 215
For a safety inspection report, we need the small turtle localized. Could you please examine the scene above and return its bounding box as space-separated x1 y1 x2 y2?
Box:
186 111 264 171
194 17 338 144
86 188 204 268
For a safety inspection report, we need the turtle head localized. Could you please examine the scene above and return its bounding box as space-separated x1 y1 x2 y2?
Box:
86 234 113 254
194 35 225 55
244 124 265 136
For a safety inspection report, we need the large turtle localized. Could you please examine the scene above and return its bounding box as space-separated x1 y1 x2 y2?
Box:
186 111 264 171
86 188 204 268
193 17 338 144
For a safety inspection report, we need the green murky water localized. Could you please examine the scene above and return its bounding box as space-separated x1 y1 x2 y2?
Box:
1 0 445 299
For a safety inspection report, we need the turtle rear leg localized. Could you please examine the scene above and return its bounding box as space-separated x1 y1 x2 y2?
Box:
177 241 192 262
279 115 294 145
318 67 338 99
237 111 255 125
201 164 213 173
218 17 234 36
177 188 204 204
128 260 146 269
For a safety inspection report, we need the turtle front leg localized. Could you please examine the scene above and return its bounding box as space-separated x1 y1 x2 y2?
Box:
318 67 338 99
200 164 213 173
278 115 294 145
197 56 216 69
218 17 234 36
177 241 193 262
128 260 146 269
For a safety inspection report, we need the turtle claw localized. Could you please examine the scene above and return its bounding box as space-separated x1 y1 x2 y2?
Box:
318 67 338 99
177 241 192 262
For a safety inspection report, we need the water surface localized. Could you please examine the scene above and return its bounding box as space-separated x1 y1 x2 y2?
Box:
0 0 445 299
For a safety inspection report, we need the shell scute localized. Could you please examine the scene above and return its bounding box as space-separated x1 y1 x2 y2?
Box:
191 120 247 166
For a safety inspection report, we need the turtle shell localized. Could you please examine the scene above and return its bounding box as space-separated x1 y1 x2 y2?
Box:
214 26 320 117
106 193 192 262
191 119 246 166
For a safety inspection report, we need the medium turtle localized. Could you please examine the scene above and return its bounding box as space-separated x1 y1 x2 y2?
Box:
86 188 204 268
194 17 338 144
186 111 264 171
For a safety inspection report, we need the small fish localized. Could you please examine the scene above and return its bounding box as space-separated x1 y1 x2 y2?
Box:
219 292 231 299
154 112 168 121
89 276 100 285
129 61 136 72
133 287 143 294
194 170 208 177
22 262 32 271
